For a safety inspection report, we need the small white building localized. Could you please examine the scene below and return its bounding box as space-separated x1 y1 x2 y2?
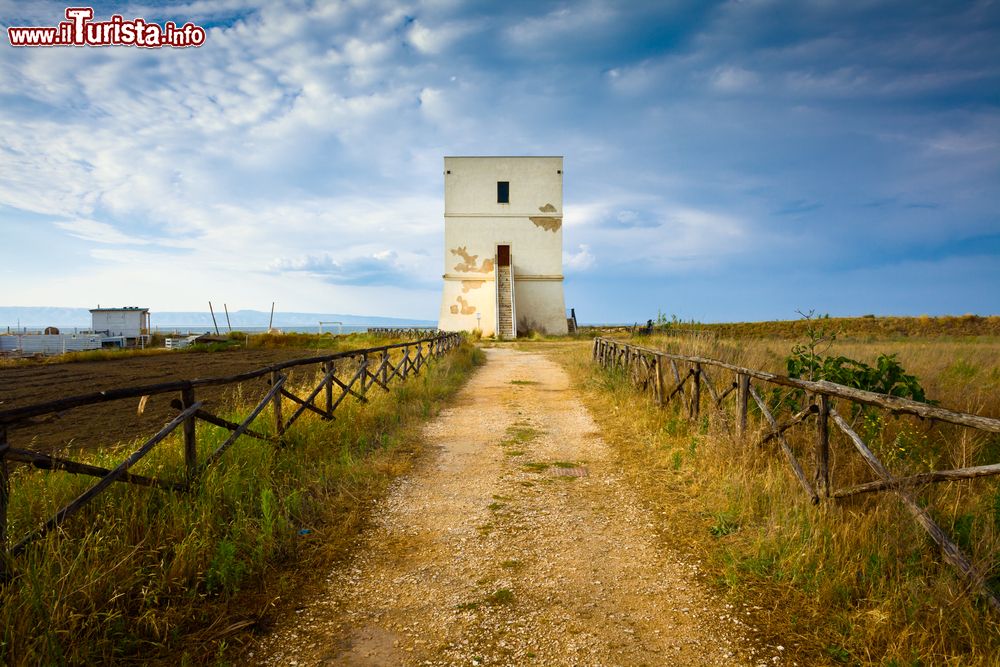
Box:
90 306 150 345
438 156 569 338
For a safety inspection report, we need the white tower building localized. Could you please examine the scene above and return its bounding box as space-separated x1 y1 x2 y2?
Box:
438 156 569 338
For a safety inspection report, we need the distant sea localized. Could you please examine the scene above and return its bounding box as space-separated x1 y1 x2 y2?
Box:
3 324 436 335
152 325 436 335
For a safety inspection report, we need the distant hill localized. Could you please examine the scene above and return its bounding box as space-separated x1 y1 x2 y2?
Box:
0 307 435 330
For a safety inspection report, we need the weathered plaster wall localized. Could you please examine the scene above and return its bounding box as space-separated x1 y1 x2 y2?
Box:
438 156 568 336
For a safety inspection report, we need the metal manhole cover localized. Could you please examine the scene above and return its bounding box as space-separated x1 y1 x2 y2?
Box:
551 467 589 477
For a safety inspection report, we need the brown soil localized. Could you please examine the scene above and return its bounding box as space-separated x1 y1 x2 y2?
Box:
254 347 759 666
0 348 321 453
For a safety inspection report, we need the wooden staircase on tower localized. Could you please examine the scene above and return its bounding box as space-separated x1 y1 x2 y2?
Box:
496 245 515 340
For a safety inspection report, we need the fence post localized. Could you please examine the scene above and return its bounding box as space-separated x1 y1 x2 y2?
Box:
656 354 665 406
815 394 830 498
324 361 334 415
180 386 197 481
592 338 599 360
0 427 10 581
360 355 370 394
690 363 701 421
382 351 390 386
737 374 750 438
271 371 285 438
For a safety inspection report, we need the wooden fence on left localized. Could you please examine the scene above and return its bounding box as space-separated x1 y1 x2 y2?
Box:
0 332 463 578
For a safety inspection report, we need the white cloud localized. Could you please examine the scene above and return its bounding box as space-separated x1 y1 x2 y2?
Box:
564 244 595 272
54 220 152 245
0 0 996 322
711 65 759 92
505 3 615 47
407 18 476 54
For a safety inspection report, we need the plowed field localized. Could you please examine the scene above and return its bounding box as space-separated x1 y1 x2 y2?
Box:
0 349 323 453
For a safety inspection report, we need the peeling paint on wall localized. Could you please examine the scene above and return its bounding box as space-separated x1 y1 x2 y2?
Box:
449 296 477 315
451 246 495 273
529 216 562 232
539 203 557 213
461 280 485 293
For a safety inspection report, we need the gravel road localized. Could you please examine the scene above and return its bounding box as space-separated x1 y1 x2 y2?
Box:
255 347 755 666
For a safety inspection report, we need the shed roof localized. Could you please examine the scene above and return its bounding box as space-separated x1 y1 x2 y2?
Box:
89 307 149 313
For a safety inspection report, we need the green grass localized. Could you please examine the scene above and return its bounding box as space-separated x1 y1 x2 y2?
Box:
0 342 483 665
485 588 515 605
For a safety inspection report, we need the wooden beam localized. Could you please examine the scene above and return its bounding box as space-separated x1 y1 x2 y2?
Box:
324 361 334 416
701 367 721 404
10 402 202 557
283 365 341 429
169 400 275 443
737 374 750 438
280 388 329 420
831 408 1000 614
6 448 187 492
758 404 818 446
202 378 285 468
666 368 694 404
814 395 830 498
180 385 197 481
656 355 665 406
0 334 457 426
834 463 1000 499
0 428 9 581
749 385 818 503
690 363 701 421
331 365 368 406
271 372 284 438
590 338 1000 434
717 381 738 406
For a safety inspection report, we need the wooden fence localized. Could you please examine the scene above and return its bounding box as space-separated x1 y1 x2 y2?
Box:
593 336 1000 613
0 332 463 577
367 327 439 338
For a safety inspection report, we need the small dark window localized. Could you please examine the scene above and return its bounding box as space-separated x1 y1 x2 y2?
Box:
497 181 509 203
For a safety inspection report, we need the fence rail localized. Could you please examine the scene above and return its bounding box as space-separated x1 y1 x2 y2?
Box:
0 332 463 577
592 336 1000 613
367 327 439 338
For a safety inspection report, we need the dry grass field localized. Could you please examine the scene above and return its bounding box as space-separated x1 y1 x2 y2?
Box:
543 325 1000 665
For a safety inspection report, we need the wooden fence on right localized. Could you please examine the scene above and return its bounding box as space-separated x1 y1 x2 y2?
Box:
593 336 1000 613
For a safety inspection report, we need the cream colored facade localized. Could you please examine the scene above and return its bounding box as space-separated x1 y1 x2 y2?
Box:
438 156 568 337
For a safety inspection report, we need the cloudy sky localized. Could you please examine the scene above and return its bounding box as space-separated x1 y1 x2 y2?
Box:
1 0 998 323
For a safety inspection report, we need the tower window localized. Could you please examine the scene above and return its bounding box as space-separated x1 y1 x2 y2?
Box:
497 181 509 203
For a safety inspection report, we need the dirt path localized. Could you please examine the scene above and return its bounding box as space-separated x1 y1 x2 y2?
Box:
256 347 753 666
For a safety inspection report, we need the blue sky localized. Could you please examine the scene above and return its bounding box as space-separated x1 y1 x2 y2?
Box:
1 0 998 323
